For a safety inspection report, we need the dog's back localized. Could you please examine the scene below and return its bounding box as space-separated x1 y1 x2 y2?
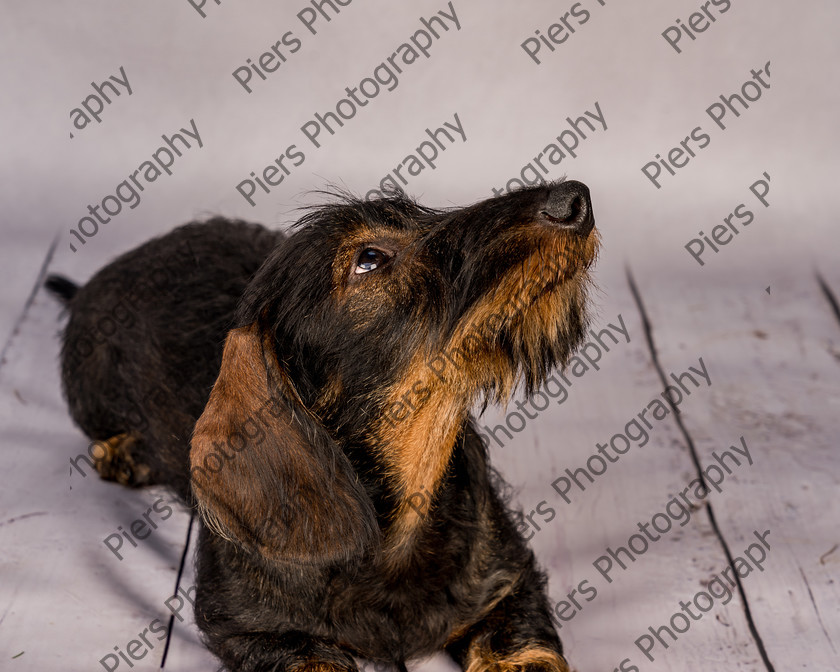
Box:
50 218 282 498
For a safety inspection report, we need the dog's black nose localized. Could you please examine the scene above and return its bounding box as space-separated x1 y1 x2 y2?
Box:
540 181 594 237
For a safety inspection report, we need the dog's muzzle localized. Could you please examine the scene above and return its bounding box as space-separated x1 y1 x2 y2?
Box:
539 180 594 238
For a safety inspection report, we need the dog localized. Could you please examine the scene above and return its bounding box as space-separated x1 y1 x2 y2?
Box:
48 181 599 672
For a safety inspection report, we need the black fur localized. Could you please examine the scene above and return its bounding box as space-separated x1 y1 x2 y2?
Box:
53 218 282 497
49 183 598 672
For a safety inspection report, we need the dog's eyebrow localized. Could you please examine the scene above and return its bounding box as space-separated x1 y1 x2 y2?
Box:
398 214 450 265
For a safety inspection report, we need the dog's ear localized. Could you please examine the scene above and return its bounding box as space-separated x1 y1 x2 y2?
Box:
190 324 379 564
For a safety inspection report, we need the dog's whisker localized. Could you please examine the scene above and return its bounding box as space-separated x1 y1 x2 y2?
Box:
48 180 596 672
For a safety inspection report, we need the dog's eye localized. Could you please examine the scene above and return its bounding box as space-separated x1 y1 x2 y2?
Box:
354 248 390 274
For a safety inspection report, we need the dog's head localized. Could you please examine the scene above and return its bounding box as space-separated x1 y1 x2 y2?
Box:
190 182 598 565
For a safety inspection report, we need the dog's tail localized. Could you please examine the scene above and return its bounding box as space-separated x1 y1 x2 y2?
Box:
45 274 80 305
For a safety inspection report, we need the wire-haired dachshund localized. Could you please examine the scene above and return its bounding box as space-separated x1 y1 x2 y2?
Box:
48 181 599 672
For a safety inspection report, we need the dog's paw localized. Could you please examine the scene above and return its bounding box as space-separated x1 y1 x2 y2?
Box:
292 662 358 672
465 645 570 672
93 433 151 486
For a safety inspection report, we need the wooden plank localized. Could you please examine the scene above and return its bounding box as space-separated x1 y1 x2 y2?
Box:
483 264 769 671
628 262 840 670
0 292 192 671
4 253 825 671
149 519 223 671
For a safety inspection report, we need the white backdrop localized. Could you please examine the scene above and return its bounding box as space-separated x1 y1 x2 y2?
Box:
3 0 837 297
1 2 839 671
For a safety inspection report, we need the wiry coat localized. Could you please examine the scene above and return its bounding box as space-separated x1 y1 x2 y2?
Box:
50 182 598 672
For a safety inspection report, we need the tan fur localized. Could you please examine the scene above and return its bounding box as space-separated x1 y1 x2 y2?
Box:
331 226 417 293
464 643 570 672
292 663 352 672
377 225 598 564
444 568 522 647
92 433 149 485
190 324 277 547
376 352 468 563
312 372 345 418
190 324 377 563
433 226 598 403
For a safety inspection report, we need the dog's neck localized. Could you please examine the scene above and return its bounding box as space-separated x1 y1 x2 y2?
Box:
369 365 471 568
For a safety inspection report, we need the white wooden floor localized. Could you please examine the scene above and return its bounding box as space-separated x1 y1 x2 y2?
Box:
1 258 838 671
2 1 839 670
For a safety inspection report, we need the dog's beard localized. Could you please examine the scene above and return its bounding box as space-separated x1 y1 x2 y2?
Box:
430 262 593 414
479 269 593 407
